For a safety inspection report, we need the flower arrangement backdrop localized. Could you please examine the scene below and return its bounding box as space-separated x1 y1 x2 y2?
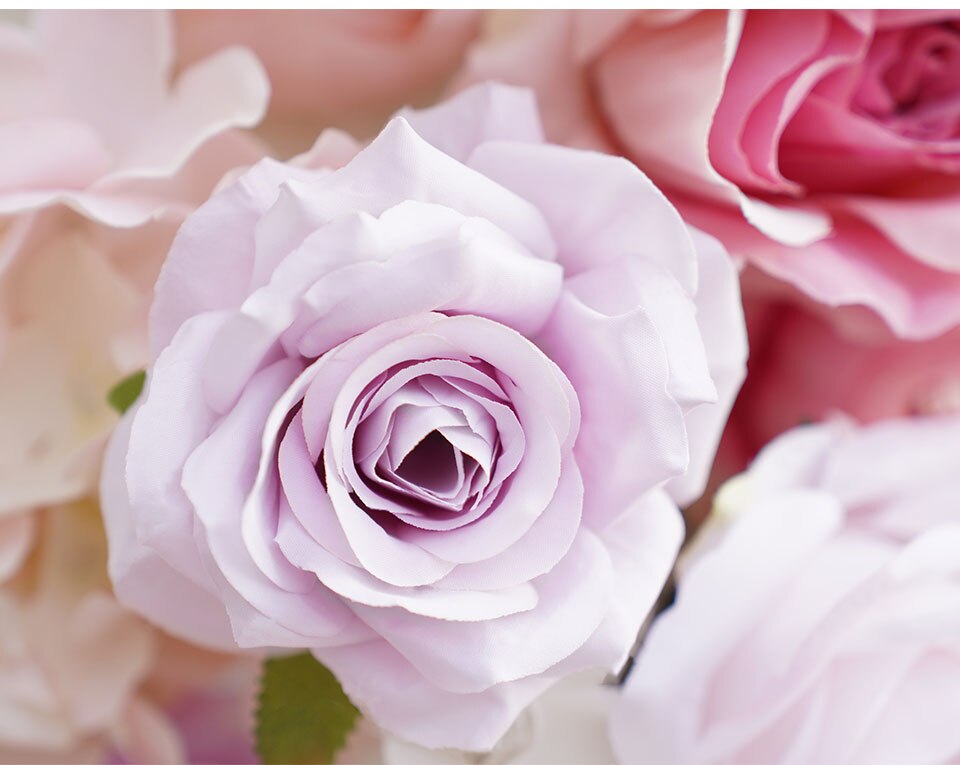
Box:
1 9 958 765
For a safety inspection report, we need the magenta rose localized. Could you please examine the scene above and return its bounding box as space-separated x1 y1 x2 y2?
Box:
100 85 746 749
612 417 960 764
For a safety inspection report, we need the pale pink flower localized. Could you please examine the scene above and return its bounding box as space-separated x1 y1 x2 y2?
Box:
612 417 960 764
101 84 746 749
0 10 268 517
175 10 481 155
731 269 960 463
0 213 170 518
0 499 260 765
0 10 268 225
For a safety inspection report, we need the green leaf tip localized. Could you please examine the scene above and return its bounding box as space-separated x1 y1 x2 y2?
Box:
107 369 146 415
255 652 360 765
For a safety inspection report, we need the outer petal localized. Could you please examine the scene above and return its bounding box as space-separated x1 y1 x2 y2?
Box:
101 409 237 651
537 279 687 530
597 10 739 200
316 638 556 751
837 192 960 274
116 46 268 180
34 10 172 154
666 228 748 506
453 11 633 152
125 312 227 587
399 81 545 163
470 140 696 288
610 491 844 764
353 530 612 694
149 159 319 354
0 513 33 583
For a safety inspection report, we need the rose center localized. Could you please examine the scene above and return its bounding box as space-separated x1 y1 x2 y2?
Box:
394 430 462 495
853 22 960 140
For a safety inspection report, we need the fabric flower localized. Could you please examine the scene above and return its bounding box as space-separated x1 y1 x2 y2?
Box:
0 9 268 518
612 417 960 764
174 10 481 155
0 212 170 518
731 269 960 463
461 10 960 339
0 10 268 226
101 84 746 750
0 499 260 765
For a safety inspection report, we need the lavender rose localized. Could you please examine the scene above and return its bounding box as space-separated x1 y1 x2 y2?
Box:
100 85 746 749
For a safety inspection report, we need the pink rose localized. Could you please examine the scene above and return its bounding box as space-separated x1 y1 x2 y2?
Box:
175 10 481 154
101 84 746 749
0 212 175 518
700 10 960 339
463 11 960 339
0 10 268 226
732 269 960 461
1 10 269 517
0 498 260 765
612 417 960 764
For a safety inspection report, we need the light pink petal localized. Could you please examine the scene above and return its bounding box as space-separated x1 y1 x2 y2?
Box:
175 10 481 127
149 158 318 355
236 199 562 368
316 638 555 751
275 506 537 622
567 489 684 675
53 593 155 735
0 119 110 195
433 456 583 591
838 192 960 274
116 46 267 179
295 116 556 262
454 11 620 152
537 284 687 531
852 650 960 765
110 697 185 765
0 20 51 119
101 409 237 650
470 140 697 289
817 415 960 516
34 10 171 153
597 10 738 199
126 312 226 588
667 228 748 506
276 412 359 565
399 81 544 163
611 491 843 764
0 513 34 583
182 360 363 646
353 529 613 694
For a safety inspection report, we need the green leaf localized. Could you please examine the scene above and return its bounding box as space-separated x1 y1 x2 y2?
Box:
256 652 360 765
107 370 146 415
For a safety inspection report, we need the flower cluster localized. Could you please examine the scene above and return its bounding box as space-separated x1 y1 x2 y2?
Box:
2 10 959 765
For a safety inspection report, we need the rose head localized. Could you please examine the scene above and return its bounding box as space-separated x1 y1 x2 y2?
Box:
703 10 960 339
101 84 747 749
462 11 960 339
612 417 960 764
